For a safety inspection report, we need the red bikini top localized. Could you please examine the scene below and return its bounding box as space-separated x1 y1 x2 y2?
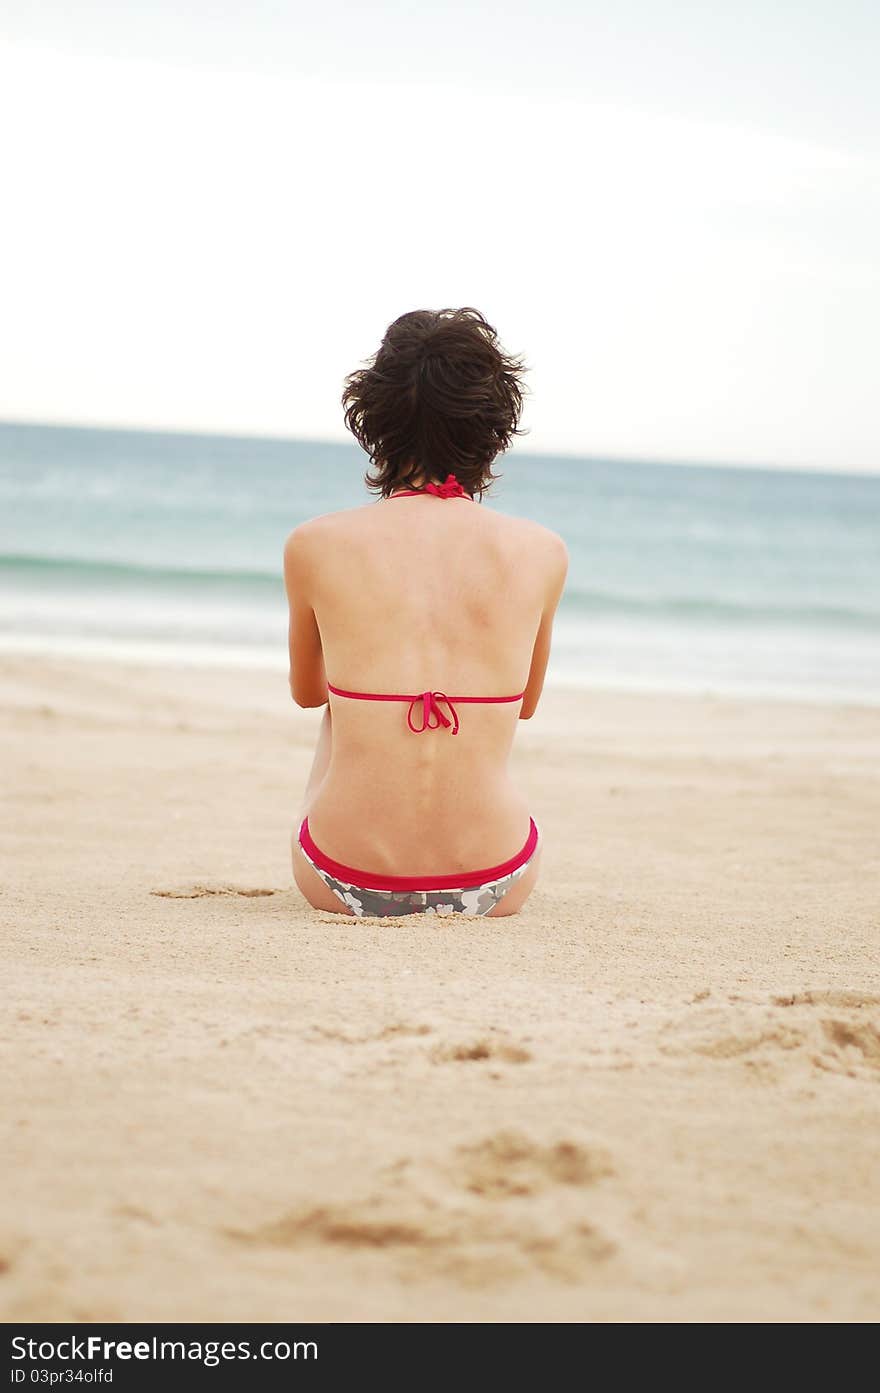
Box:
327 474 525 734
390 472 470 500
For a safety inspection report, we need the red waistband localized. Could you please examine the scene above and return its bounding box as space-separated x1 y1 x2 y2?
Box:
327 684 525 735
299 816 539 892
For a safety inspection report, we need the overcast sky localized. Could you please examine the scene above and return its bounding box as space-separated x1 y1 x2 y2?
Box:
1 3 878 470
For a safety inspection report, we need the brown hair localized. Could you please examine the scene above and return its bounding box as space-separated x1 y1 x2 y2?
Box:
341 307 528 498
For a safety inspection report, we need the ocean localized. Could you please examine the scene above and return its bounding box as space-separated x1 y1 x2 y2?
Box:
1 420 878 705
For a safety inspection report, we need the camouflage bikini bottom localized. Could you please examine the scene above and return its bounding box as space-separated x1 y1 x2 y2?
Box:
298 818 540 918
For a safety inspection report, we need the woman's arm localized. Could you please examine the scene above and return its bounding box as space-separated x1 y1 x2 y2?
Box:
520 533 569 720
283 526 328 708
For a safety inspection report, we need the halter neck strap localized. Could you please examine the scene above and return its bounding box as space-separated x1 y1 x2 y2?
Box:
389 473 471 500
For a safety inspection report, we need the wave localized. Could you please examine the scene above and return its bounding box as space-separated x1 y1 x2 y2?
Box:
3 551 880 632
0 551 278 589
565 586 880 630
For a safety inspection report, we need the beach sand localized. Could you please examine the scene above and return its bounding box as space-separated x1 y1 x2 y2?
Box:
2 653 879 1323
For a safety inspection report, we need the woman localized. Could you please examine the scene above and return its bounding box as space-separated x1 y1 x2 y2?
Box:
285 307 568 917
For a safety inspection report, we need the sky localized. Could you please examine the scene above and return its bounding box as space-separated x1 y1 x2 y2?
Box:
1 2 878 471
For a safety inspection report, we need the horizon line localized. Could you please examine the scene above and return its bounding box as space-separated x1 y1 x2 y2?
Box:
1 414 878 482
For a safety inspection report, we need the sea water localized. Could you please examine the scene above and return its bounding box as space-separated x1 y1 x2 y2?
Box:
1 420 878 704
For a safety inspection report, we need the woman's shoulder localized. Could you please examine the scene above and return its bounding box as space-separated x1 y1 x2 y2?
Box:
282 510 356 587
284 504 567 576
494 511 568 567
283 505 370 552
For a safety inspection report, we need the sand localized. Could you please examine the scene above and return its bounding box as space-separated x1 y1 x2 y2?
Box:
2 652 879 1323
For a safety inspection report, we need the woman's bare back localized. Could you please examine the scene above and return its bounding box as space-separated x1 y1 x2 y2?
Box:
285 491 566 877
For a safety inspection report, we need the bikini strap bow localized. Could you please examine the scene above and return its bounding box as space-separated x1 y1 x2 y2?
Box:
424 474 467 499
406 690 460 735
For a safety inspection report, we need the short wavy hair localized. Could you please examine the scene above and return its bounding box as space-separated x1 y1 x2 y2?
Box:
341 307 528 498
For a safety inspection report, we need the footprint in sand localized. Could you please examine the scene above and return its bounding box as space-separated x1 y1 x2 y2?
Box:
772 990 880 1010
660 1005 805 1061
816 1018 880 1073
307 1024 529 1061
431 1038 532 1065
150 885 277 899
224 1128 618 1286
229 1205 444 1252
453 1130 614 1198
764 992 880 1076
671 994 880 1081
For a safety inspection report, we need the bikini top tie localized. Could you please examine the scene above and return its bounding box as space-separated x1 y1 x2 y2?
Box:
325 684 525 736
326 474 526 733
393 472 468 500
